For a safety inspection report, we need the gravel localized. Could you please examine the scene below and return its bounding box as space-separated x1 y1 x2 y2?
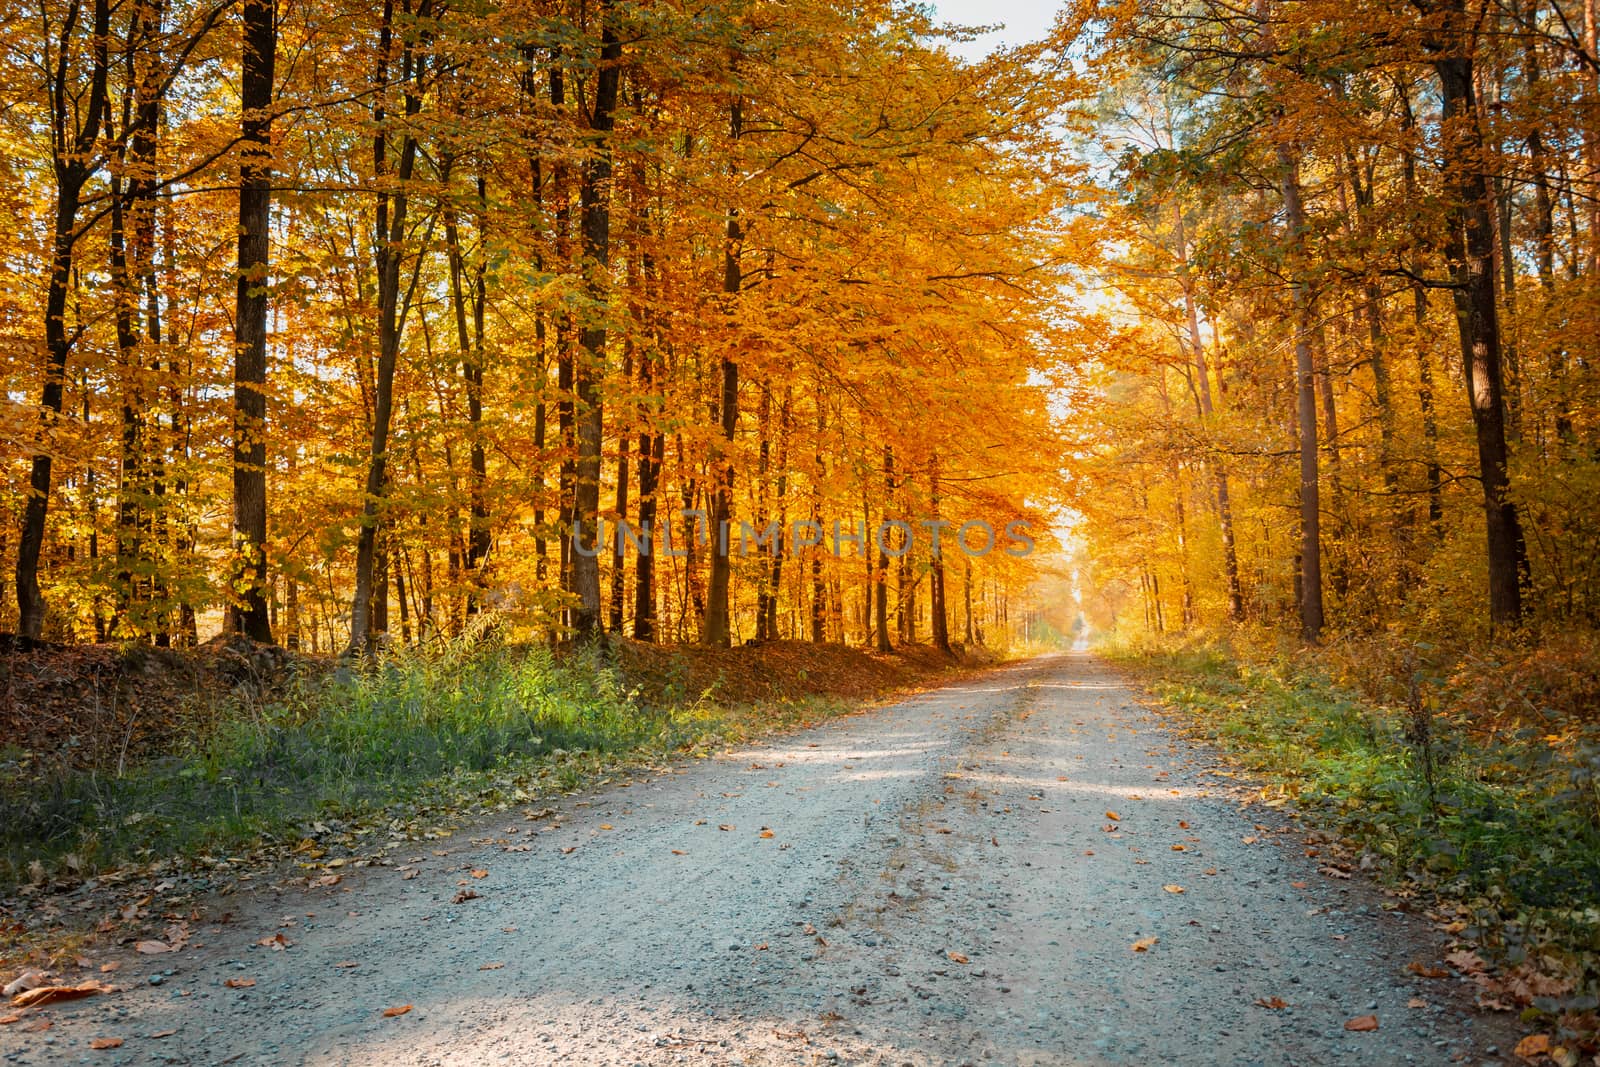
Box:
0 652 1518 1065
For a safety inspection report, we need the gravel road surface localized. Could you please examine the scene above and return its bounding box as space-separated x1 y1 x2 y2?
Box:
1 653 1516 1066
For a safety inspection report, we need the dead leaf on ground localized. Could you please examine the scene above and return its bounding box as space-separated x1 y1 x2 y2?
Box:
470 869 488 879
1290 881 1308 889
671 849 687 855
223 978 255 989
148 1029 176 1038
255 933 290 950
1514 1034 1551 1062
452 889 480 904
1407 961 1448 979
1170 844 1187 852
134 940 172 955
98 962 120 973
1163 885 1184 894
759 829 774 839
754 943 769 951
1131 937 1158 952
1105 811 1119 821
0 1014 20 1026
382 1004 412 1018
478 962 505 971
12 980 116 1008
1445 949 1486 974
1343 1014 1379 1032
1406 998 1427 1009
718 824 734 832
947 951 970 964
89 1037 123 1050
1254 996 1288 1010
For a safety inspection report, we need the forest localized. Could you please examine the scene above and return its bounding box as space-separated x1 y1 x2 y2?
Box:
0 0 1084 654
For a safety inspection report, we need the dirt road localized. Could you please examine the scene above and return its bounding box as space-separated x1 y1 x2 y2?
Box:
1 653 1514 1065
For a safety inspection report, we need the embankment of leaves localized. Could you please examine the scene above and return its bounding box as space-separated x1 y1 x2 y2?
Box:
0 636 984 906
1107 632 1600 1048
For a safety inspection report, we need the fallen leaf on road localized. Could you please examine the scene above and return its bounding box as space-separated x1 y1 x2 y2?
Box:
11 980 115 1008
599 825 614 831
1178 821 1190 829
382 1005 412 1018
759 829 774 839
1343 1014 1378 1032
1203 868 1217 876
718 825 734 832
1131 938 1158 952
470 869 488 879
1290 881 1308 889
2 971 51 997
1407 998 1427 1009
98 962 120 973
402 870 418 880
754 943 769 951
947 952 969 964
1445 949 1486 974
803 923 816 935
561 847 577 855
1254 996 1287 1010
134 941 172 955
335 961 360 969
21 1019 51 1032
223 978 255 989
1105 811 1119 821
1170 845 1187 852
671 849 687 856
1407 961 1448 979
1163 885 1184 894
0 1015 19 1026
1241 836 1258 845
148 1030 176 1038
452 889 480 904
478 962 504 971
89 1037 123 1049
1514 1034 1551 1061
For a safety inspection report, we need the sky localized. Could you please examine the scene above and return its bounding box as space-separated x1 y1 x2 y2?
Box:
930 0 1061 60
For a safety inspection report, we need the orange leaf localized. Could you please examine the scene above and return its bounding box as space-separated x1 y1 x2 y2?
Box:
470 869 488 879
1254 996 1287 1010
478 962 505 971
382 1004 413 1018
1343 1014 1378 1032
1290 881 1308 889
89 1037 124 1050
947 951 970 964
223 978 255 989
334 961 360 969
1514 1034 1551 1061
1131 937 1158 952
1407 961 1448 979
1170 845 1186 852
718 825 734 832
759 829 774 839
0 1015 19 1026
1162 885 1184 894
11 981 114 1008
599 825 614 831
135 940 172 954
671 849 686 855
1104 811 1119 821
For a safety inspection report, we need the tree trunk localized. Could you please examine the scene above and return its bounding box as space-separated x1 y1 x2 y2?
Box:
703 97 742 647
349 0 424 654
570 9 620 639
17 0 112 640
1433 41 1529 628
1277 143 1325 642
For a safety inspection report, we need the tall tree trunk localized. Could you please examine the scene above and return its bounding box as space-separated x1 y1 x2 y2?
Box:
874 447 893 652
349 0 425 653
702 97 742 647
1432 33 1528 628
1277 143 1325 642
929 458 950 654
1173 202 1244 621
569 7 620 638
17 0 112 640
227 0 275 643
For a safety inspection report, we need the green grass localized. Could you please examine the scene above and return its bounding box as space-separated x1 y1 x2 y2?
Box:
0 640 846 891
1107 638 1600 965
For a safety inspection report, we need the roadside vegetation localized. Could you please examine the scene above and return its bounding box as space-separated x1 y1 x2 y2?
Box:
0 635 975 900
1108 629 1600 1044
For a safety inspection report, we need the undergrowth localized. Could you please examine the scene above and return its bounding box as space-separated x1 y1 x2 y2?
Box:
1106 630 1600 1017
